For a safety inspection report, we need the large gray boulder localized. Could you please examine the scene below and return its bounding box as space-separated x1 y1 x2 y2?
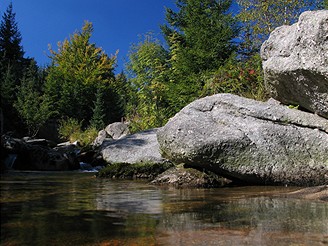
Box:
157 94 328 186
261 10 328 119
100 129 167 164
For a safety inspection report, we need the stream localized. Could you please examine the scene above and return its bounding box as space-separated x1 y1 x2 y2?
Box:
1 171 327 245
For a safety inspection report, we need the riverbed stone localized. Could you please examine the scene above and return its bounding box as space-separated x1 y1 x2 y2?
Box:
261 10 328 119
157 93 328 186
100 128 167 164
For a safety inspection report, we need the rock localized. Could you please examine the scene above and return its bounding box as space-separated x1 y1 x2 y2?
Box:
93 129 110 147
151 165 230 188
78 150 106 167
1 134 80 171
261 10 328 119
25 138 57 148
157 93 328 186
21 145 80 171
105 122 130 139
97 162 174 179
100 128 167 165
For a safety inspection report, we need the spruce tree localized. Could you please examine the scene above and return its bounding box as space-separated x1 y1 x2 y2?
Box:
162 0 238 73
90 88 105 130
0 3 27 134
161 0 238 113
0 2 24 63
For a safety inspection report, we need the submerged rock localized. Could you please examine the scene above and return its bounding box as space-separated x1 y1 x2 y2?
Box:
261 10 328 118
97 162 174 179
157 93 328 186
151 165 230 188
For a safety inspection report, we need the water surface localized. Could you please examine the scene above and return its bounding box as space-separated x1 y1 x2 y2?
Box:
1 171 327 245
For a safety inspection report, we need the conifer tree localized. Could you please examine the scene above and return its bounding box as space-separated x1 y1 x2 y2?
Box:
90 87 105 130
161 0 238 113
162 0 238 72
0 3 24 63
0 3 28 134
15 61 55 137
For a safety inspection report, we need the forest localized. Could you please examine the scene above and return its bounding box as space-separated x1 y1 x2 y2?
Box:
1 0 327 145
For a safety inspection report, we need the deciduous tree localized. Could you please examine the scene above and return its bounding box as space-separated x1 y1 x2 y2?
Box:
45 21 121 125
126 34 170 131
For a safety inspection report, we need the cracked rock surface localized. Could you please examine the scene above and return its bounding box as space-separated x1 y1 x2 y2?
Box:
157 94 328 186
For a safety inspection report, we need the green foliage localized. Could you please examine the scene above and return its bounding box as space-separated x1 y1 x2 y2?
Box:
162 0 238 72
58 117 98 146
89 87 105 130
45 21 121 124
14 61 55 137
0 3 24 63
237 0 321 54
126 34 170 132
78 127 99 147
0 3 29 134
161 0 239 115
164 33 204 113
324 0 328 8
288 104 299 110
201 54 268 101
125 1 240 132
58 118 82 142
0 63 16 106
166 0 238 66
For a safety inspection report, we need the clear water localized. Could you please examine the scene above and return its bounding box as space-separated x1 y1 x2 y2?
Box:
1 171 327 246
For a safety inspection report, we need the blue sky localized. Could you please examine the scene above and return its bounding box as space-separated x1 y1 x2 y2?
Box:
1 0 178 73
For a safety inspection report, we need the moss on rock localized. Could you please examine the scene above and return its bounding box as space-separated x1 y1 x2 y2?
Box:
96 161 174 180
151 164 231 188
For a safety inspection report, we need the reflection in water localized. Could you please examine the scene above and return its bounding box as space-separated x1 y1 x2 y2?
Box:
95 179 163 214
1 172 327 246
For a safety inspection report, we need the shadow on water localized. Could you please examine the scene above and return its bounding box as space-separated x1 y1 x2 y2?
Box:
1 171 327 245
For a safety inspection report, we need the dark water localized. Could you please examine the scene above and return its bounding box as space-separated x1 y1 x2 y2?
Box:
1 172 327 246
